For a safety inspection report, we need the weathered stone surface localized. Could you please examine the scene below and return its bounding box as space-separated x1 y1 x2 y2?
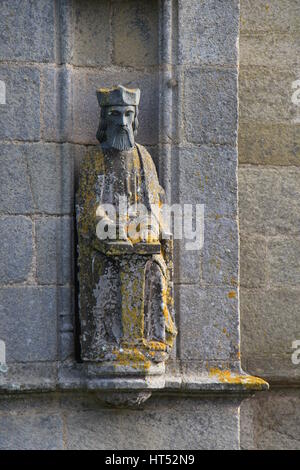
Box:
175 146 237 218
144 145 159 177
36 217 73 285
243 354 300 384
73 144 95 197
0 0 55 62
202 218 238 287
113 0 158 67
65 395 239 449
239 122 300 166
239 67 296 122
58 287 74 336
240 0 300 34
0 66 40 141
0 362 57 392
239 167 300 235
268 238 300 286
0 216 33 284
0 144 34 213
240 34 300 68
57 287 74 361
240 234 267 288
172 145 238 285
41 66 72 142
72 0 111 66
58 286 75 361
241 389 300 450
178 0 239 65
26 143 74 214
60 333 75 362
241 288 300 358
239 0 300 405
0 143 73 215
71 69 159 145
0 394 240 450
184 68 238 146
57 0 74 64
0 287 58 362
178 285 239 362
174 240 200 284
57 287 78 361
0 393 59 414
0 413 63 450
240 393 256 450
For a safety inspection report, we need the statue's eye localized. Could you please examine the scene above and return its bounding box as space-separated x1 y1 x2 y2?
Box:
125 111 133 117
109 110 120 116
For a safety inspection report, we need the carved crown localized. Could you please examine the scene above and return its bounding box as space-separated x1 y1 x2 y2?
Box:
96 85 140 107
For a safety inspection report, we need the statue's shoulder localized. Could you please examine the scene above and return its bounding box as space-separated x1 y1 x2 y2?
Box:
79 146 106 176
136 143 165 201
136 143 151 158
136 143 156 169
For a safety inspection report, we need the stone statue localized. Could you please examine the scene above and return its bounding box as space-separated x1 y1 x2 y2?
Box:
76 85 177 376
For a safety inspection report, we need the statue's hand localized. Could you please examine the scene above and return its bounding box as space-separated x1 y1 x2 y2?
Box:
139 228 159 243
117 223 128 242
96 219 130 243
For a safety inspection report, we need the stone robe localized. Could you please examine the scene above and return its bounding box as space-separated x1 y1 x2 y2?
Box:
76 144 176 366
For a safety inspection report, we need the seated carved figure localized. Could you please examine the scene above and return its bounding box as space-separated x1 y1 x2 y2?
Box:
76 85 177 373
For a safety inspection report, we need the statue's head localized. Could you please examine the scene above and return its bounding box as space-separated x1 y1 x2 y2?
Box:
96 85 140 151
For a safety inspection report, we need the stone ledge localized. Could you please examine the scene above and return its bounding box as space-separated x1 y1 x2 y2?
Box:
0 362 268 397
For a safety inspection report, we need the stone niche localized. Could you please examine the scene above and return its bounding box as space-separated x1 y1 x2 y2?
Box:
72 0 268 406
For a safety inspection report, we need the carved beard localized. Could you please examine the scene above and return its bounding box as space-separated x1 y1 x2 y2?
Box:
111 128 135 151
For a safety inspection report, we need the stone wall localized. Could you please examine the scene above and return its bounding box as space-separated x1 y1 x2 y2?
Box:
239 0 300 449
0 393 242 450
0 0 273 450
0 0 243 449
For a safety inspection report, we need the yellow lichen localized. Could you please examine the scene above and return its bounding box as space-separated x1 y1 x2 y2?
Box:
209 368 268 389
143 339 167 351
228 291 236 299
114 347 150 371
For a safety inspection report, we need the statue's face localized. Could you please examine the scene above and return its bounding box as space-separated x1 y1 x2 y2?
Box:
105 105 135 151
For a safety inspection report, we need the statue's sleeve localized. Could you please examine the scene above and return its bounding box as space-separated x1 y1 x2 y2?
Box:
77 151 105 240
